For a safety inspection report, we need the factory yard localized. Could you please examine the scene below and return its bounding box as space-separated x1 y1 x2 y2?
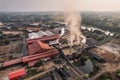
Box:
0 41 22 55
91 62 120 80
0 28 120 80
89 47 116 62
0 11 120 80
88 41 120 80
0 65 23 80
88 41 120 62
0 41 23 62
1 33 120 80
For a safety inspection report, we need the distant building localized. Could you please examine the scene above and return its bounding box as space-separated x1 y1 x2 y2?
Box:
26 27 40 32
30 22 40 26
0 22 4 26
2 31 23 35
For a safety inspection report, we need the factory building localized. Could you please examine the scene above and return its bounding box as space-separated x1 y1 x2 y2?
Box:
8 68 26 80
1 34 60 68
28 30 55 39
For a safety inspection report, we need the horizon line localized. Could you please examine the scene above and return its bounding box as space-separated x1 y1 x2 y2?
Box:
0 10 120 13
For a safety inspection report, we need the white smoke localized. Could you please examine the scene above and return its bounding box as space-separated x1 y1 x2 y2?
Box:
60 28 65 37
64 11 86 46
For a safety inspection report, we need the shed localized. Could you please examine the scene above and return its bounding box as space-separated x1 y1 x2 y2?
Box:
8 68 26 80
86 38 97 47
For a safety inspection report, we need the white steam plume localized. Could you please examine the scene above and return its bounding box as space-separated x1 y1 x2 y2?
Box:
64 11 86 46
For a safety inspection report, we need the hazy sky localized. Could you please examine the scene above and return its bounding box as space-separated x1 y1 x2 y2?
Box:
0 0 120 12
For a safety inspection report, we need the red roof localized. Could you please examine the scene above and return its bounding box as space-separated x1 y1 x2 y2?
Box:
28 40 51 55
23 49 58 63
37 40 51 49
8 68 26 80
27 52 57 67
3 58 22 67
2 35 59 67
28 60 37 67
3 49 58 67
28 41 41 55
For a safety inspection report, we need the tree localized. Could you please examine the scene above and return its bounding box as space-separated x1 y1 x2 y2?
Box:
34 59 43 67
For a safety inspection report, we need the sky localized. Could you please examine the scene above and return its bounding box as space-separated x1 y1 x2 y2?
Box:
0 0 120 12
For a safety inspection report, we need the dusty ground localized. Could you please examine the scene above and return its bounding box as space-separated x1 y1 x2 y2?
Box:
0 65 23 80
89 47 117 62
0 41 22 54
62 47 76 55
0 41 23 62
100 42 120 54
90 42 120 80
43 61 55 70
89 41 120 62
91 63 120 80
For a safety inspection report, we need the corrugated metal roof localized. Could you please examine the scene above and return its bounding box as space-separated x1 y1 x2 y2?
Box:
28 33 39 39
86 38 97 47
28 31 48 39
49 40 58 45
23 49 58 63
37 31 48 37
28 41 42 55
28 30 55 39
8 68 26 80
4 77 9 80
3 58 22 67
27 34 60 43
37 40 51 49
28 40 51 55
45 30 54 36
79 59 93 74
28 60 37 67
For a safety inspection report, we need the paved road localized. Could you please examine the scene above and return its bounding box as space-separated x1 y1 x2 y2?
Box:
24 67 55 80
25 48 90 80
91 63 120 80
22 35 27 55
58 49 89 80
53 70 62 80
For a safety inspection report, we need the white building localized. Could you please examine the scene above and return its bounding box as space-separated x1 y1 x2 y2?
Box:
28 30 54 39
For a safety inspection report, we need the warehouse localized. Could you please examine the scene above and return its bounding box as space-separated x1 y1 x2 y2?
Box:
1 34 60 68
